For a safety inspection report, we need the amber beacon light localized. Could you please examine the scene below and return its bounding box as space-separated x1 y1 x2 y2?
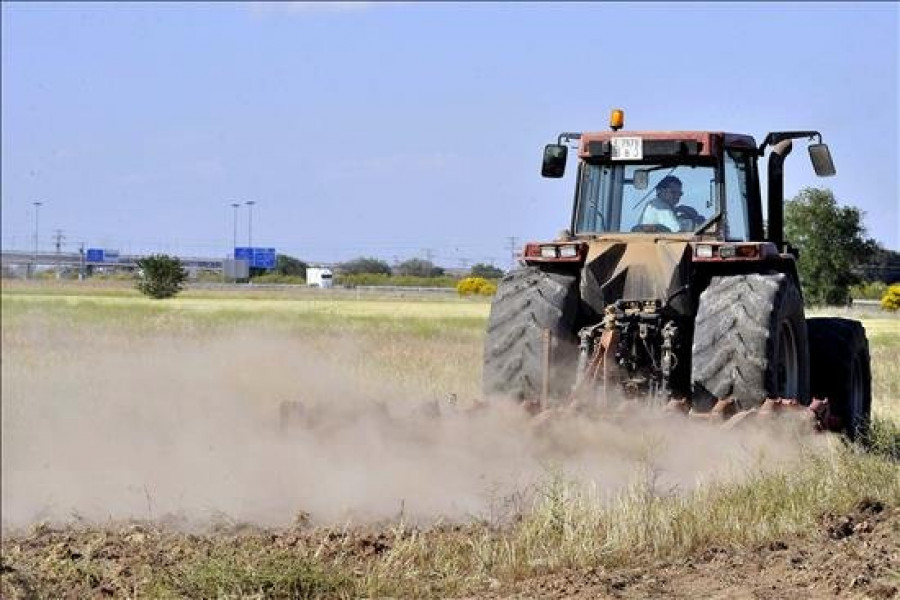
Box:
610 109 625 131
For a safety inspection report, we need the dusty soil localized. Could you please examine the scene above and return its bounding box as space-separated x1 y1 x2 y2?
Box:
2 501 897 599
497 500 900 600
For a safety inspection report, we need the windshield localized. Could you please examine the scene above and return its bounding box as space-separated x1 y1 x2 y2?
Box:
573 162 720 235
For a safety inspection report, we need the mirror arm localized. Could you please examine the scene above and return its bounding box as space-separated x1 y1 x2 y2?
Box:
757 130 822 155
557 132 583 145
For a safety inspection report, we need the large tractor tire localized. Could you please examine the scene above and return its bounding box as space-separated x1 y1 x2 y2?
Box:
483 267 579 401
691 273 810 409
807 318 872 442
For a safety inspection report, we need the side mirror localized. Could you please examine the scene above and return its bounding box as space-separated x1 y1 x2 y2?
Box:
633 169 649 190
809 143 836 177
541 144 568 178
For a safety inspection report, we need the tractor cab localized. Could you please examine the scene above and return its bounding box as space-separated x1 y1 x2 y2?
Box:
541 111 836 247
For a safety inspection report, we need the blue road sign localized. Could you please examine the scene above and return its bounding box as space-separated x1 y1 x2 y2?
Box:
86 248 104 262
234 247 277 269
253 248 276 269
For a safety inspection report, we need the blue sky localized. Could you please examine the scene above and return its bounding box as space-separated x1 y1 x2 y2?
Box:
2 2 898 267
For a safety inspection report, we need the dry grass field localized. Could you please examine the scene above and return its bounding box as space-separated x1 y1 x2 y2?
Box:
2 280 898 598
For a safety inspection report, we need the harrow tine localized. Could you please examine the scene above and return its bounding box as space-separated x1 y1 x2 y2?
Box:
690 398 737 422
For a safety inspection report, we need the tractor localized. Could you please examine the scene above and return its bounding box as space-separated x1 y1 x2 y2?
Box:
483 110 872 440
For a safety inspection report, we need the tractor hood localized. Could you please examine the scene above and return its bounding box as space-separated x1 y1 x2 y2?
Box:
580 237 692 318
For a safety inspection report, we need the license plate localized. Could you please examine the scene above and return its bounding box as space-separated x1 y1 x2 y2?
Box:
611 137 643 160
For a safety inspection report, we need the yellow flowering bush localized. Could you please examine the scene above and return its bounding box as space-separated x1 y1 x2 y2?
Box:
881 284 900 312
457 277 497 297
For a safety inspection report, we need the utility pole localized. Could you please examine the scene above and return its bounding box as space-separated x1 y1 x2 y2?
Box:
79 243 86 281
31 201 43 279
53 229 65 277
53 229 65 253
506 236 519 270
245 200 256 285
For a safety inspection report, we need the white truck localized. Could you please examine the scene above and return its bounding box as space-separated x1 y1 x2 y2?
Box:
306 267 334 288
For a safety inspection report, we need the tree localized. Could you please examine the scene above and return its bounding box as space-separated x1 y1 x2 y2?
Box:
396 258 444 277
340 256 392 276
136 254 188 299
470 263 504 279
859 246 900 284
275 254 309 277
784 187 877 305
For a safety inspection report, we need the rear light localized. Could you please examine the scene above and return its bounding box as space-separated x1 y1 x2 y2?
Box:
696 244 714 258
719 245 736 258
522 242 585 262
559 244 579 258
540 245 558 258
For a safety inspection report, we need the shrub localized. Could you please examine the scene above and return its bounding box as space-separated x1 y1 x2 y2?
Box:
850 281 888 301
135 254 188 299
470 263 505 279
397 258 444 277
881 284 900 312
457 277 497 297
340 257 392 276
275 254 308 277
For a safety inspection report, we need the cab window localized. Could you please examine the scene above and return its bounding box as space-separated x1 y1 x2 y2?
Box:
574 162 717 234
722 150 751 241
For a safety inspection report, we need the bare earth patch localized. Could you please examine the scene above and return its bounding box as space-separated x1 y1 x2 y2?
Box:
493 501 899 600
2 501 897 599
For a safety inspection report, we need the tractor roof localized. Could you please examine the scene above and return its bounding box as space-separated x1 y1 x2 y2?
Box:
577 131 757 159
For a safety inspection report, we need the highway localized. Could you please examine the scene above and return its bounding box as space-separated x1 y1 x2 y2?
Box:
1 251 224 271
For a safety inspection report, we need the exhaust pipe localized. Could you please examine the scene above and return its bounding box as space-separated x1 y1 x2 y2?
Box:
767 139 793 250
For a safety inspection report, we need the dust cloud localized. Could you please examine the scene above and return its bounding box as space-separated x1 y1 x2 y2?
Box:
1 322 823 530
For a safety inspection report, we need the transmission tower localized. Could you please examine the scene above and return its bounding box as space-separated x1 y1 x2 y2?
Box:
506 236 519 270
53 229 65 254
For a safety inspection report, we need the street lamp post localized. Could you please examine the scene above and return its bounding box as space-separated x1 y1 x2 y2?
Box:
245 200 256 248
31 201 43 279
230 202 240 255
229 202 240 283
245 200 256 285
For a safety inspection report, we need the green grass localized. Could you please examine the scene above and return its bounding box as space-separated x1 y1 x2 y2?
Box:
1 290 491 340
159 550 353 599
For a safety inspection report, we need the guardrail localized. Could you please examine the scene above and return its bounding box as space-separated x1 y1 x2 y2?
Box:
189 282 458 294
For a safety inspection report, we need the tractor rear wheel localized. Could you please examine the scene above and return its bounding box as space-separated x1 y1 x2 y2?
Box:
807 318 871 442
482 267 578 401
691 273 810 409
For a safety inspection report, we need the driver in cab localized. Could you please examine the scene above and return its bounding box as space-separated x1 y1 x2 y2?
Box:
639 175 704 232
